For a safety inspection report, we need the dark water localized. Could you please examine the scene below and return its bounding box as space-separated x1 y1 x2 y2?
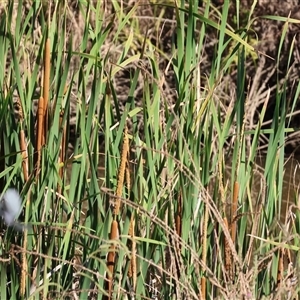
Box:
254 155 300 224
218 154 300 231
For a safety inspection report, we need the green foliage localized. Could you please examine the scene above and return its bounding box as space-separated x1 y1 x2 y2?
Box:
0 0 299 299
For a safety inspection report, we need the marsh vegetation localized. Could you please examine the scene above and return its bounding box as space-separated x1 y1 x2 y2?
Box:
0 1 300 299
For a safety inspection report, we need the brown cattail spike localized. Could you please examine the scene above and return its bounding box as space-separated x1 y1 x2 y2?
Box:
106 220 119 299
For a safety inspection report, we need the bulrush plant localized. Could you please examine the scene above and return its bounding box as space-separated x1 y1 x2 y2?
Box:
105 125 129 299
35 36 50 178
0 0 300 299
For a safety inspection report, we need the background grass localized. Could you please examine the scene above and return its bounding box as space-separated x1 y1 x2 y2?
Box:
0 0 300 299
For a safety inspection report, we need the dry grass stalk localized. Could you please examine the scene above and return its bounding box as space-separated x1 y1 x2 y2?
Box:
20 129 28 182
128 216 137 290
21 189 32 296
20 230 28 297
224 217 232 281
200 195 209 300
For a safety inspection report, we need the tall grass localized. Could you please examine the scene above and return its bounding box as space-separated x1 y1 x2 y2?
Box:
0 0 299 299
